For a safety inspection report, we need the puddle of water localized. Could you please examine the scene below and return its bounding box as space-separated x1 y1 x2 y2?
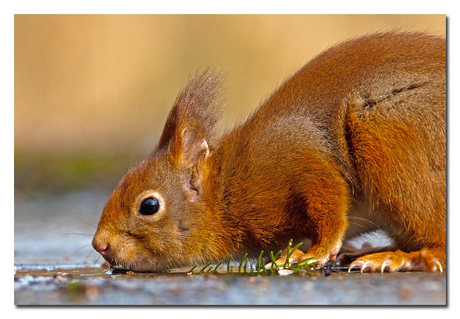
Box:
14 264 109 278
13 263 322 279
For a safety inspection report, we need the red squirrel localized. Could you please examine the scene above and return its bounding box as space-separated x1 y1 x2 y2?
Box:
92 31 446 273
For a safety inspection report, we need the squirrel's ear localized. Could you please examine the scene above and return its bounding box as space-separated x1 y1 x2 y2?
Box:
170 127 209 202
178 127 209 168
156 69 223 152
157 105 179 150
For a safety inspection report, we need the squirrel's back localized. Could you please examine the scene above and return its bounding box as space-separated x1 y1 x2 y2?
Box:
219 31 445 190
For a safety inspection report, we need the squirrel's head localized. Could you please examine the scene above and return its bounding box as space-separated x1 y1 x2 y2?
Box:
92 70 226 272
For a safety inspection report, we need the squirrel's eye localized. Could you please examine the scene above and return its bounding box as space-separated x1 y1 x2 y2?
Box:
140 198 160 215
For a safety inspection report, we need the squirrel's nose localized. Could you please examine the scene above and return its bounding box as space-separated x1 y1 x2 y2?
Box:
92 236 110 256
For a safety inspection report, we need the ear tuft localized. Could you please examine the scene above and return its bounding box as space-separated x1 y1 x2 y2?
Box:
156 68 224 151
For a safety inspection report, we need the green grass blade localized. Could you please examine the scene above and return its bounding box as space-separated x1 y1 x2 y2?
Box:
269 251 280 270
227 255 232 273
188 265 197 273
256 250 264 273
238 253 248 274
212 260 223 273
283 241 303 268
198 262 212 273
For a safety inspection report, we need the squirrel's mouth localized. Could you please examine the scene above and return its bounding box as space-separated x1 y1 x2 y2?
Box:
105 266 131 275
103 255 171 273
95 252 132 272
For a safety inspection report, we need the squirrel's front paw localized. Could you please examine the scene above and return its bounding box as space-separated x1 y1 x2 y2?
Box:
264 248 306 269
348 249 443 273
264 249 329 270
264 240 342 270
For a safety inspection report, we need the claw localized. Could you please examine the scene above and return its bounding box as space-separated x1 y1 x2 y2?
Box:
348 261 357 273
381 260 389 273
360 261 370 273
348 260 363 273
435 260 443 273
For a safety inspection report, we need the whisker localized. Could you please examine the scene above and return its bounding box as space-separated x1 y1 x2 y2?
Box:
83 248 95 266
50 232 94 237
66 244 92 260
72 218 97 228
92 254 102 268
347 221 365 228
348 216 383 231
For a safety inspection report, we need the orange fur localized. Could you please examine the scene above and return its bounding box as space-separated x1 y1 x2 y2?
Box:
92 32 445 272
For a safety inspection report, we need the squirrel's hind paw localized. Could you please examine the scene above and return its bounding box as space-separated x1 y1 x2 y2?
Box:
347 249 444 273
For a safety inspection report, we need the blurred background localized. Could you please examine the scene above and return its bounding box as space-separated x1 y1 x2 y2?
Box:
14 15 446 264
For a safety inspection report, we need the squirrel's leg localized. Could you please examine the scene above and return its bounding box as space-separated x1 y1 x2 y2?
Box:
299 162 350 267
344 89 446 273
267 159 351 269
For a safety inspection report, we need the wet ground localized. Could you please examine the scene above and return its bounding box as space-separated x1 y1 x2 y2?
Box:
14 191 448 306
14 264 447 305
